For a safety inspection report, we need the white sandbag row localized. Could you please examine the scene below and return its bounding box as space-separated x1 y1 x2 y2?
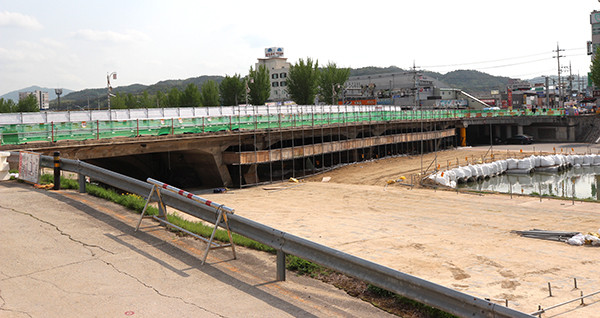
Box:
568 154 600 168
429 161 507 187
428 154 600 188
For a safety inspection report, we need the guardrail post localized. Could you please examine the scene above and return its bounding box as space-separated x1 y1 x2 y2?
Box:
53 151 61 190
78 173 86 193
276 250 286 281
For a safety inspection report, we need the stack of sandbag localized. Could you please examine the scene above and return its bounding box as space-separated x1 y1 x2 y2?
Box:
0 152 10 181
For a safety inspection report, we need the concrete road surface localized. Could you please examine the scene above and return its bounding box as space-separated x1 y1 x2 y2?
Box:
0 181 392 318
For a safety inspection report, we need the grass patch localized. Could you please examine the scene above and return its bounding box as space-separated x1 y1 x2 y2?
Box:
38 173 273 252
366 285 456 318
286 255 329 276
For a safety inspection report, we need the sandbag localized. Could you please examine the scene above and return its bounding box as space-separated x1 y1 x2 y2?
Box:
567 233 585 246
506 158 518 170
540 156 554 167
517 159 533 170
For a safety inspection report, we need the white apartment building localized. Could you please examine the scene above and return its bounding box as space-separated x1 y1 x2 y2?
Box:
18 90 49 110
255 47 290 102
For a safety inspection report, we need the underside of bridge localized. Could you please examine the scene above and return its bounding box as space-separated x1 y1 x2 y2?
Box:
11 120 458 189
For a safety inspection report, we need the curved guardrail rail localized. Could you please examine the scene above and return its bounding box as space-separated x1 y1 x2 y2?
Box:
19 152 533 317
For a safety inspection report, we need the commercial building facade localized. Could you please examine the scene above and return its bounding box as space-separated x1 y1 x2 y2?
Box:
255 47 290 102
18 90 49 110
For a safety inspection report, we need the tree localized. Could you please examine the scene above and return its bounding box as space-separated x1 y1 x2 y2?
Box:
180 83 202 107
110 93 127 109
318 62 350 104
248 65 270 105
138 91 155 108
201 80 220 106
166 87 182 107
156 91 167 108
16 94 40 112
287 57 319 105
0 98 17 113
590 47 600 89
219 74 244 106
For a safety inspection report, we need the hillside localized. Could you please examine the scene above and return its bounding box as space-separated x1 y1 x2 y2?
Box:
351 67 511 96
59 75 224 109
0 86 74 102
436 69 511 96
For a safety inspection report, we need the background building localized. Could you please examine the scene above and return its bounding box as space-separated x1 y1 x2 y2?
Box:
256 47 290 102
18 90 49 110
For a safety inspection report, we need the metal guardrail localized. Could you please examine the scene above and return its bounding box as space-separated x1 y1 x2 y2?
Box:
16 152 533 317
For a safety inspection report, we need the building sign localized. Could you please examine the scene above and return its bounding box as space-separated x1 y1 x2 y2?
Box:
265 47 284 58
591 11 600 24
507 89 513 108
436 99 468 107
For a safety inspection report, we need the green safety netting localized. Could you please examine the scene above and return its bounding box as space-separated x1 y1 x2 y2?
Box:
0 109 565 145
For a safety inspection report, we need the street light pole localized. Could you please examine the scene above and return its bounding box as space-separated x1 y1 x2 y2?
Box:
107 71 117 110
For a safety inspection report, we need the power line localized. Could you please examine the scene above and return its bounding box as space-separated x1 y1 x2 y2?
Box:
422 48 586 70
422 51 553 68
476 57 551 70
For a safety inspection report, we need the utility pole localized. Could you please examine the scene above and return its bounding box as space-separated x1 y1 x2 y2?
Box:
568 62 573 98
553 43 565 108
544 76 550 108
406 61 424 175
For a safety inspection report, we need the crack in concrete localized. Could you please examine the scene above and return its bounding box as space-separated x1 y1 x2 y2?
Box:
0 258 96 282
101 260 227 317
1 205 115 257
0 289 33 318
27 276 99 297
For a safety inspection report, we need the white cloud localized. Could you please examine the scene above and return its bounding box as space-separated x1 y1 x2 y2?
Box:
0 11 43 30
71 29 150 44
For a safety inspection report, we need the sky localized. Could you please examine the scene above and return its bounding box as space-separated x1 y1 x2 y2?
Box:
0 0 598 96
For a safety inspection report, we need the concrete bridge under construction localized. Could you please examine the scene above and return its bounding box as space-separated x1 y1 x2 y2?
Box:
0 106 592 188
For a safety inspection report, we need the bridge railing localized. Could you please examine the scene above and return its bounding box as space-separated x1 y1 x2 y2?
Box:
7 151 532 318
0 107 565 145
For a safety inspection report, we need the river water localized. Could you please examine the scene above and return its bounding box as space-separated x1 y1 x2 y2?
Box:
457 165 600 201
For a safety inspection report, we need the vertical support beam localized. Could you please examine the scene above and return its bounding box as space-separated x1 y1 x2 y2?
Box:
506 125 512 138
459 127 466 147
495 125 502 139
517 125 524 135
78 173 86 193
243 164 259 185
276 250 286 281
568 125 576 141
53 151 61 190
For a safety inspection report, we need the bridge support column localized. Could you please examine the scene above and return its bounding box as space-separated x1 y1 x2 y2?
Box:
243 165 259 185
458 127 466 147
506 125 512 138
568 125 576 141
517 125 524 135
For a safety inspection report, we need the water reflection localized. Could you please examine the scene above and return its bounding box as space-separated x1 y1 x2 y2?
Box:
457 166 600 200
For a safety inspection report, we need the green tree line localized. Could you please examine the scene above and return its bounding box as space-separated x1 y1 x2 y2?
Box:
102 60 349 109
0 95 41 113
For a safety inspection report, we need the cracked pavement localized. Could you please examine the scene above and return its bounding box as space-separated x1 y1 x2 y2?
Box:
0 181 393 318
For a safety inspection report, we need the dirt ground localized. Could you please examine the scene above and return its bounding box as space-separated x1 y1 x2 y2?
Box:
194 146 600 317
